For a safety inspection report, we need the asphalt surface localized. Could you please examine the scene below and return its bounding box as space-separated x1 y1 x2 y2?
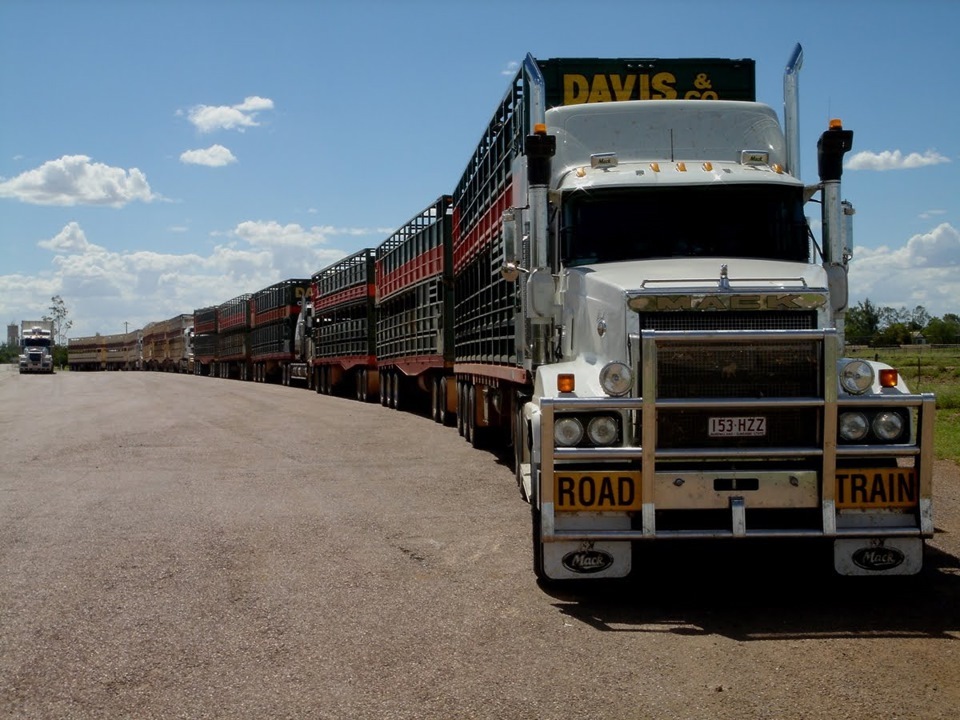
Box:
2 366 959 719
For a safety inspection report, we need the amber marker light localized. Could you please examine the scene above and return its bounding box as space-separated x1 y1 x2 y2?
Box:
534 123 547 135
879 369 899 388
558 374 575 393
650 162 660 172
702 162 713 171
829 118 844 129
676 162 687 172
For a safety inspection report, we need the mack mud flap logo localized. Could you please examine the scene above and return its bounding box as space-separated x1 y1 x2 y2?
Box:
562 544 614 574
852 543 905 572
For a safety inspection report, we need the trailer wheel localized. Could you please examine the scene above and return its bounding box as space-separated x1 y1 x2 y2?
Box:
379 371 388 406
314 367 322 394
456 381 466 437
431 377 441 423
439 376 454 427
358 369 369 402
392 372 402 411
468 386 488 449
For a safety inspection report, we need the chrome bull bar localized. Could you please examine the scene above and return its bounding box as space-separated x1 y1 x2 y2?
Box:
536 328 936 543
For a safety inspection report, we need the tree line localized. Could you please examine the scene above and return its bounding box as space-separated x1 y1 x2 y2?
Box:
845 299 960 346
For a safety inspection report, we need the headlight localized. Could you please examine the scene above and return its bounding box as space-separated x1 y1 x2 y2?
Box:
554 417 584 446
839 411 869 441
599 361 632 396
840 360 875 395
587 415 619 446
872 411 904 441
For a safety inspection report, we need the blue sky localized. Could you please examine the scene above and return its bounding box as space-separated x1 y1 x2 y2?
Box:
2 0 958 339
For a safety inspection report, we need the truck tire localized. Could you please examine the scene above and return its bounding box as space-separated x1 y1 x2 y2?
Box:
513 398 528 500
391 372 402 411
531 506 547 582
431 377 441 423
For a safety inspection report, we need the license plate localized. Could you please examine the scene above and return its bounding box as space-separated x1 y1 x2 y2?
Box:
708 416 766 437
554 472 643 512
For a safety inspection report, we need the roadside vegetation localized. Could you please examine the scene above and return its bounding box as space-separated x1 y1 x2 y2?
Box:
853 345 960 464
844 298 959 463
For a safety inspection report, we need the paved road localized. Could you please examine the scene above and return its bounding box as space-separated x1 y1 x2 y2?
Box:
2 368 959 719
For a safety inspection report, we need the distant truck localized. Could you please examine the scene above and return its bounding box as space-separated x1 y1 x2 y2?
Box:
19 320 55 374
141 314 193 373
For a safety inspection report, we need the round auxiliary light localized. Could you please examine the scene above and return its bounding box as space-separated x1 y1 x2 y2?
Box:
872 411 904 441
587 416 619 446
840 360 875 395
554 417 584 447
838 412 869 441
599 361 632 396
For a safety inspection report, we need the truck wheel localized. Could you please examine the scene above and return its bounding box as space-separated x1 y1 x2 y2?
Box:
532 506 547 582
513 399 528 500
392 373 402 411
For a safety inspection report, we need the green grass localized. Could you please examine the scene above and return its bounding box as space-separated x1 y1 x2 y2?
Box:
849 346 960 463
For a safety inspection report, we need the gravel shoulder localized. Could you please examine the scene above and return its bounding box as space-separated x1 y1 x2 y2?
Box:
1 369 958 719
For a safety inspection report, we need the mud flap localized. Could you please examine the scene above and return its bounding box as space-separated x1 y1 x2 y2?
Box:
834 537 923 576
543 541 631 580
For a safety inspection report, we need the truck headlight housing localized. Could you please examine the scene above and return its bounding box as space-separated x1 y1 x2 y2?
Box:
554 417 584 446
840 360 875 395
587 415 619 445
599 361 632 396
872 411 905 441
839 411 869 441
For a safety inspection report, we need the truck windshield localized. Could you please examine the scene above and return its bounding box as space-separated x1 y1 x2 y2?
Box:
560 184 810 267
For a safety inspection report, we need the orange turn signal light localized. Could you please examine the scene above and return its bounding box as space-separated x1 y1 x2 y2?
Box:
879 369 899 388
558 374 575 393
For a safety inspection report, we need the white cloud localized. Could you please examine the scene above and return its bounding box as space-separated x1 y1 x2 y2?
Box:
0 155 159 207
38 221 102 253
848 223 960 314
182 96 274 133
0 220 382 338
846 149 950 171
179 144 237 167
501 61 520 76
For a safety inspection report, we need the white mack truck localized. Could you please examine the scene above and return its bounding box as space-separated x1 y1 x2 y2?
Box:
487 47 935 580
18 320 56 374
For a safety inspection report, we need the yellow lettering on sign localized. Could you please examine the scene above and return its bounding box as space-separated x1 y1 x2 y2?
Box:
835 469 919 509
651 72 677 99
555 472 643 512
564 74 590 104
610 74 636 101
588 75 613 103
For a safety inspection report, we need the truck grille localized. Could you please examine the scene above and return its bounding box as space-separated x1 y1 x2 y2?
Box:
657 340 821 398
636 311 823 449
637 311 821 398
